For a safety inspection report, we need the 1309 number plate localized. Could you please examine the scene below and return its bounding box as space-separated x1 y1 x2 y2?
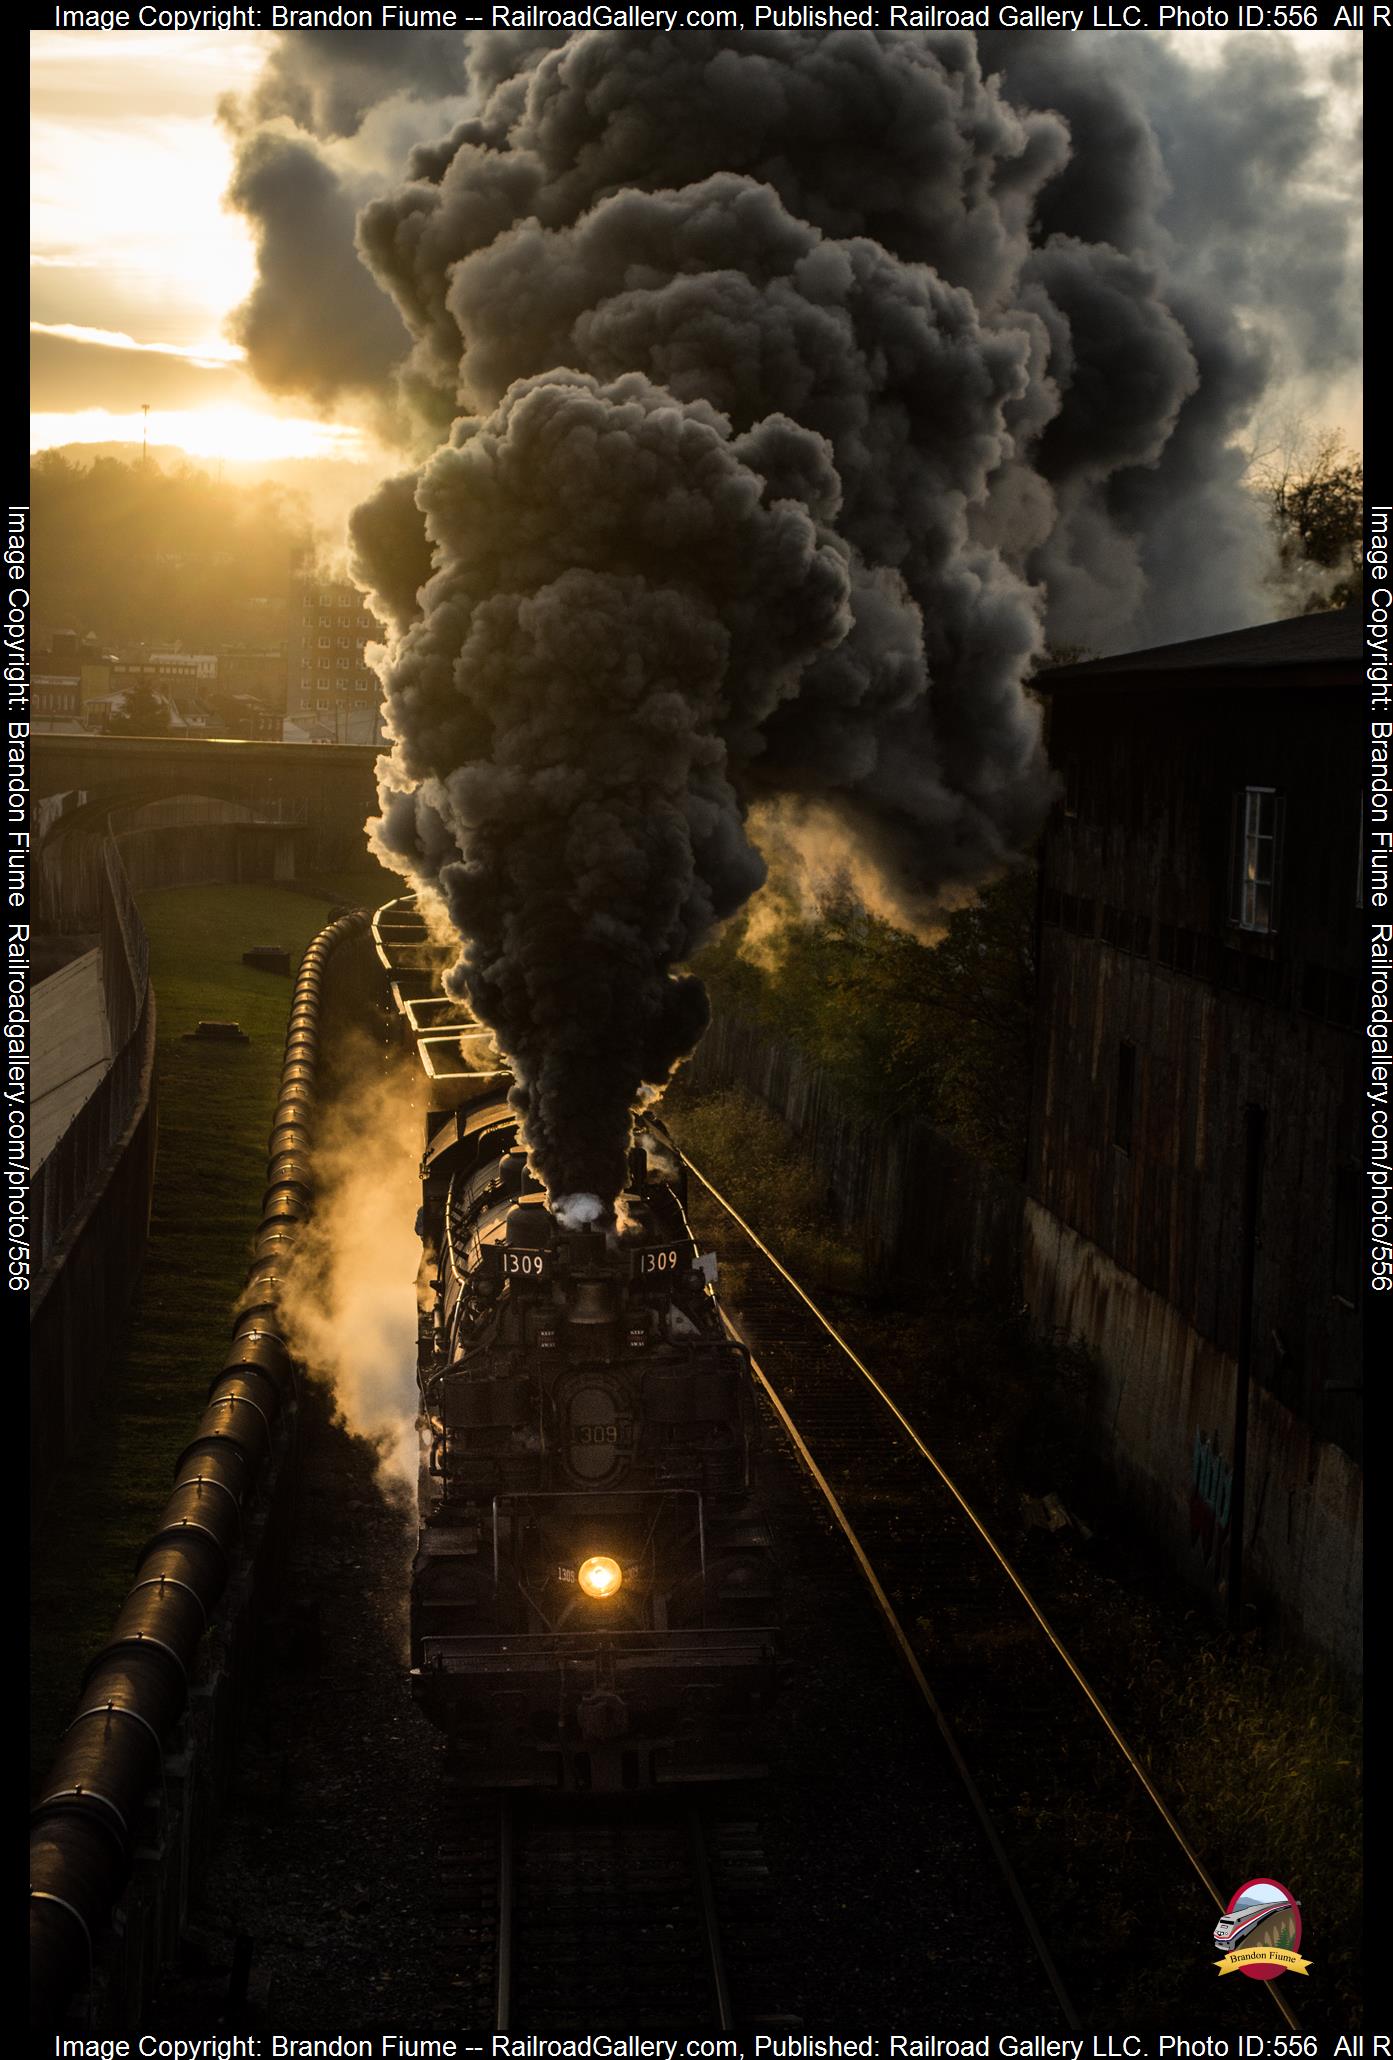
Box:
632 1245 684 1277
497 1248 549 1277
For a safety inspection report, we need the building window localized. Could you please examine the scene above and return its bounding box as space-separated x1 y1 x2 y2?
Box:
1114 1040 1136 1154
1231 786 1284 934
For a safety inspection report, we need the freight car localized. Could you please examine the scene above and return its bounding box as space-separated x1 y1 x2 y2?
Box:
373 897 779 1790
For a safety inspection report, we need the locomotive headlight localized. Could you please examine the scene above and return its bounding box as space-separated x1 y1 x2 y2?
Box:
577 1554 624 1600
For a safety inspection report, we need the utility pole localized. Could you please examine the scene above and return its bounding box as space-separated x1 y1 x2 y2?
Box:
141 403 150 472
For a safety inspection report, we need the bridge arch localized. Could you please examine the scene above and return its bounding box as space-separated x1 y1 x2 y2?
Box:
32 733 381 875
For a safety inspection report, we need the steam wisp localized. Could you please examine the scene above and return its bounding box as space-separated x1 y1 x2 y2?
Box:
276 1046 425 1493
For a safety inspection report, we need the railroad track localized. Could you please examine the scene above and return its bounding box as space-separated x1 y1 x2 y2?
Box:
685 1158 1303 2035
435 1791 764 2031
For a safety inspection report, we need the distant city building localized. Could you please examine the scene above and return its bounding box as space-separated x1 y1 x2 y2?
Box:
78 654 214 717
33 671 82 726
219 646 288 716
196 693 283 742
285 576 386 744
146 650 218 684
34 632 88 728
79 659 115 716
39 632 292 736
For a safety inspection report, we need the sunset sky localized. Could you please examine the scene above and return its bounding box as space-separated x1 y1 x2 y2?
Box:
30 29 388 469
31 27 1362 480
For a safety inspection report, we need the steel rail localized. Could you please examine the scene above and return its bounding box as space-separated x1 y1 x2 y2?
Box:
687 1155 1301 2034
687 1807 734 2033
717 1305 1080 2032
495 1794 515 2032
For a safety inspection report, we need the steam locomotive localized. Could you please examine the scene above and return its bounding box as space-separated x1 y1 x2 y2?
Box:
372 898 779 1790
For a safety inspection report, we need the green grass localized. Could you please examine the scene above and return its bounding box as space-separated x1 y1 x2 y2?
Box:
30 870 390 1792
265 855 404 916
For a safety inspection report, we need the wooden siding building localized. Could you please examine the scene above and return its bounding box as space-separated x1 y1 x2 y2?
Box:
1027 607 1362 1668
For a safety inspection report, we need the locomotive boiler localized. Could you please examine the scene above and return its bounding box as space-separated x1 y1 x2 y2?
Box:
373 898 779 1790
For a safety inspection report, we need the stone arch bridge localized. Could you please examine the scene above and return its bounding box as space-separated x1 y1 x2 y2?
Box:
33 732 382 871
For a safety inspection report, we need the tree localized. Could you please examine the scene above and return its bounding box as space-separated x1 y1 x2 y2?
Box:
1254 429 1361 614
30 450 313 649
695 863 1038 1174
106 677 172 736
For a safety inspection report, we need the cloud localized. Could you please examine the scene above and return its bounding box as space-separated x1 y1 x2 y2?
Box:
29 330 257 414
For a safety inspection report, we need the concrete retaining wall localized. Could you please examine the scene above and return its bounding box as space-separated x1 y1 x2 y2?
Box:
30 837 157 1504
117 822 297 889
1024 1201 1362 1672
29 992 158 1499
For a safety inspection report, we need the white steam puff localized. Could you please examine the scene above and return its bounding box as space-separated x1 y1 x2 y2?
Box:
276 1048 425 1494
220 29 1359 1211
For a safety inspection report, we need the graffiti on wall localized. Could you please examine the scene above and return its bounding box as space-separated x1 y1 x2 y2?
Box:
1190 1430 1233 1580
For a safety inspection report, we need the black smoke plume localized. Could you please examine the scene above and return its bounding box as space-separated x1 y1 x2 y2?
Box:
225 131 411 404
371 368 849 1211
224 29 1360 1214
